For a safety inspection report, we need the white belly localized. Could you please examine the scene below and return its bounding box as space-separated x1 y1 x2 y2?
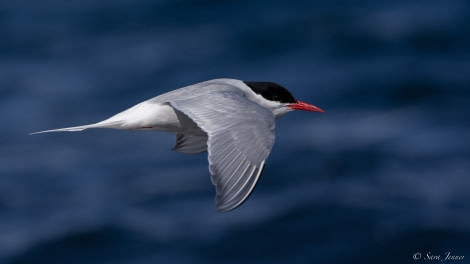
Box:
98 101 203 135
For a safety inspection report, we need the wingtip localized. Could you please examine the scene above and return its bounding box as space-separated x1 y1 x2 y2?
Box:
213 161 266 213
215 194 240 213
215 204 235 213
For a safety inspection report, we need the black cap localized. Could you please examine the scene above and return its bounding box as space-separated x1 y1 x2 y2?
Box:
244 81 297 103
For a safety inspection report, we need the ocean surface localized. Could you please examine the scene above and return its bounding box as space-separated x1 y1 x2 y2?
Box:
1 0 469 263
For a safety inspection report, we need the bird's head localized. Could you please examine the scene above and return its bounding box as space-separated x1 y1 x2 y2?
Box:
243 81 324 118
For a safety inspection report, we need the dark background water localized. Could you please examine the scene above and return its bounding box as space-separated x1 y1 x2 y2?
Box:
1 0 469 263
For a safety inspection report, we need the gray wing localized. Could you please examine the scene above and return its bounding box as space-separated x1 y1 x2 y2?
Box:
170 91 275 212
173 134 208 154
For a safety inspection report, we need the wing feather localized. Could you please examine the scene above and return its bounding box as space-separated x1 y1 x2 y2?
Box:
170 89 275 212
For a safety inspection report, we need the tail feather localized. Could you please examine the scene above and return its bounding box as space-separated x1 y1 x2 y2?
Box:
29 124 98 135
29 120 122 135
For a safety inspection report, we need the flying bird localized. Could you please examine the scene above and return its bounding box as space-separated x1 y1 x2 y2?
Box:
31 78 324 212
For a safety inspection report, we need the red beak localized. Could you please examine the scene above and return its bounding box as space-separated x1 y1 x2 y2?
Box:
288 100 324 113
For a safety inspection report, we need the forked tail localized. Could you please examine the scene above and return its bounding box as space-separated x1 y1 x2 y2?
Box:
29 121 122 135
29 125 91 135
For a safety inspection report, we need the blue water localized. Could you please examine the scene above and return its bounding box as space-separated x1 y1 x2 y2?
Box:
1 1 470 263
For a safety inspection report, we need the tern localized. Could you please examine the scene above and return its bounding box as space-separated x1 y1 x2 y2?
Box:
31 78 324 212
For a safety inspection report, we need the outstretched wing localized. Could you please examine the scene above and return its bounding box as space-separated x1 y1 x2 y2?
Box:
170 91 275 212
